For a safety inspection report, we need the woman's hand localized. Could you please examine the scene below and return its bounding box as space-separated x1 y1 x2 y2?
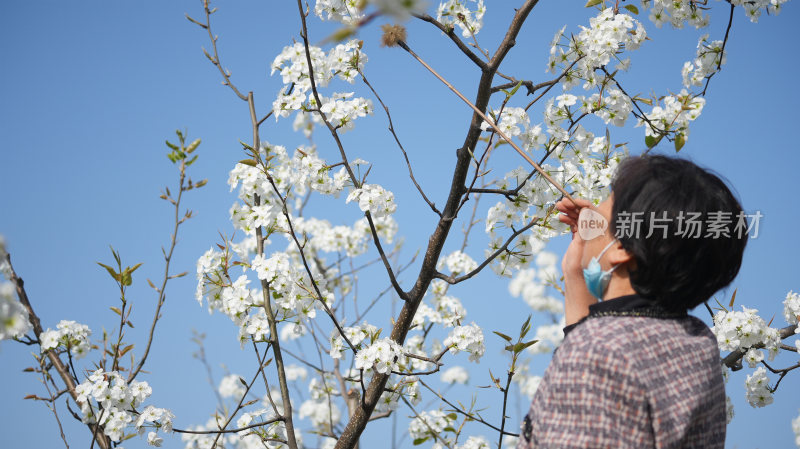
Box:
555 197 596 276
555 196 600 326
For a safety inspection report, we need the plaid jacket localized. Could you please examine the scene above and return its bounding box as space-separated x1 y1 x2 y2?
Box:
516 294 726 449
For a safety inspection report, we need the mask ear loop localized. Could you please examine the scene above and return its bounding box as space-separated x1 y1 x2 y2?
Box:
597 239 621 273
597 238 618 259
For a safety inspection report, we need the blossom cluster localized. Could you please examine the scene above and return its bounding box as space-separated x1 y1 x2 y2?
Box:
329 321 379 360
300 397 342 432
354 337 408 374
436 0 486 38
728 0 788 23
294 215 396 258
0 237 31 342
712 306 782 362
440 365 469 384
682 34 726 88
443 322 485 362
73 369 173 444
641 0 710 28
437 250 478 276
408 410 457 447
313 0 429 24
793 410 800 448
271 39 373 133
784 290 800 326
744 366 773 408
0 281 31 341
508 251 564 314
637 89 705 145
346 183 397 219
40 320 92 359
313 0 364 25
0 235 11 279
377 376 421 413
547 9 647 90
218 373 247 401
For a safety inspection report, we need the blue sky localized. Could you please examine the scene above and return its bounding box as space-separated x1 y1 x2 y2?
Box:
1 1 798 448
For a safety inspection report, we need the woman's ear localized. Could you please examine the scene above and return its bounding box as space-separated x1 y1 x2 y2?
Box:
608 241 635 269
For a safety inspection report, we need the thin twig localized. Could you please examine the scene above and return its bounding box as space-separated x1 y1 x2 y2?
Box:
186 0 248 101
359 69 441 216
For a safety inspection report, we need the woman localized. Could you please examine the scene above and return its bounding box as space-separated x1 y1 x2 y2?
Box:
516 154 748 448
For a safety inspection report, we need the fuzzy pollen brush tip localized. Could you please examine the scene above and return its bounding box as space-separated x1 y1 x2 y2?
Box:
380 24 407 47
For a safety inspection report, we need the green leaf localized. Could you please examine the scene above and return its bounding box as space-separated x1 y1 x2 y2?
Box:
493 331 513 342
97 262 120 282
127 263 143 275
509 80 523 96
110 306 122 316
186 155 199 166
186 138 201 154
239 159 258 167
728 288 737 308
519 314 532 339
674 133 686 152
119 344 135 357
584 0 603 7
413 438 429 446
645 134 663 149
623 4 639 14
446 413 458 421
165 140 179 150
239 140 255 152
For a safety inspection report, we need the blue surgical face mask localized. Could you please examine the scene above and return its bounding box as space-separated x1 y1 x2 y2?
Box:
583 238 620 300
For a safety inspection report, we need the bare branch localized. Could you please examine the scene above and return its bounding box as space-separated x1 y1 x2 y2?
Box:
188 0 248 101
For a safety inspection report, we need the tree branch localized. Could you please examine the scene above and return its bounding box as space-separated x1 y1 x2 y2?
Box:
6 253 112 449
412 13 489 71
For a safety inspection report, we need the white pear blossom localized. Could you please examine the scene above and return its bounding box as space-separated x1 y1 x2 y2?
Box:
712 306 782 360
346 183 397 218
39 320 92 359
784 290 800 326
744 366 773 408
353 337 407 374
314 0 364 25
0 281 31 341
640 0 710 28
218 374 246 401
456 435 491 449
444 322 485 362
72 370 172 443
682 34 726 88
437 0 486 38
437 250 478 276
408 410 457 446
441 366 469 384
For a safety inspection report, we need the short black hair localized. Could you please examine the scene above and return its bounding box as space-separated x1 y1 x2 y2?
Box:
609 154 748 311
